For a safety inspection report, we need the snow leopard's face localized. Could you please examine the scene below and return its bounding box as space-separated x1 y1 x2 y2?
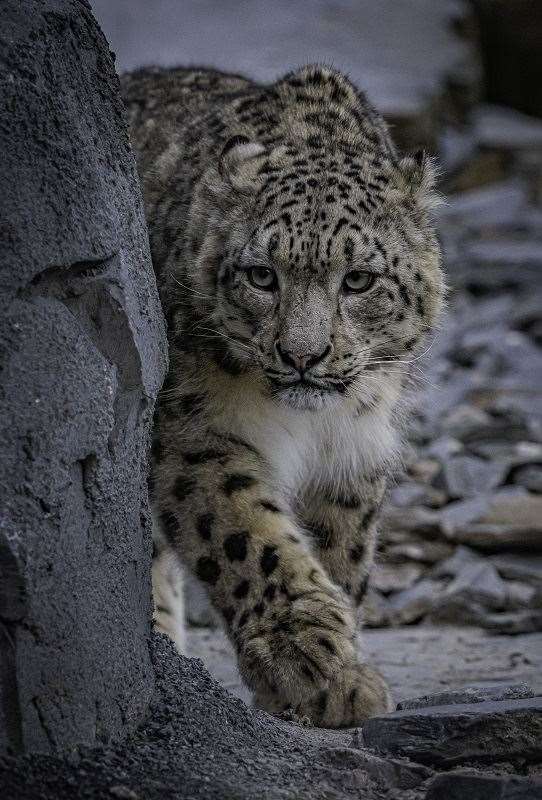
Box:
189 141 444 411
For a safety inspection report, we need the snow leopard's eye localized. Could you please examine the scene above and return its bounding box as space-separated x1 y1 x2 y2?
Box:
342 270 375 293
248 267 277 291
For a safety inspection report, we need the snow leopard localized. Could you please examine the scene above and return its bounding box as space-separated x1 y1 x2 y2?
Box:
122 63 444 727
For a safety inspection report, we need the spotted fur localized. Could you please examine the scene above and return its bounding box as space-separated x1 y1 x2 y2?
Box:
122 64 444 727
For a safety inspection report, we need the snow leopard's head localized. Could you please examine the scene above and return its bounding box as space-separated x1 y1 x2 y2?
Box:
182 68 444 411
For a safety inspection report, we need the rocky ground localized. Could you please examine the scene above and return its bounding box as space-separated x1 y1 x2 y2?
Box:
2 633 542 800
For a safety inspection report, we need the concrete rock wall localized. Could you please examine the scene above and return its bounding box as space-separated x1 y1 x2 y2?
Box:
0 0 167 754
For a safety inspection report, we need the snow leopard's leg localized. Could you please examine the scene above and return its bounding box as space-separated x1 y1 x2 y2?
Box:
151 517 187 652
305 475 387 608
285 474 394 726
153 434 389 726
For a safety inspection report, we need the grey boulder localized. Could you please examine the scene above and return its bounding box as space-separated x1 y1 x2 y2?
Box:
362 697 542 766
0 0 167 754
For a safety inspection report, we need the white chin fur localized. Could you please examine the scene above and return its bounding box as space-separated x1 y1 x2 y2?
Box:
275 384 341 411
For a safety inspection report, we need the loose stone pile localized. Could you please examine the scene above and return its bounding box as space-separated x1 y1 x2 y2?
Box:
370 106 542 634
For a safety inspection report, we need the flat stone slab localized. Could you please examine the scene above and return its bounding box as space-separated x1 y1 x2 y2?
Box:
440 493 542 550
425 772 542 800
361 697 542 767
473 103 542 151
397 683 536 710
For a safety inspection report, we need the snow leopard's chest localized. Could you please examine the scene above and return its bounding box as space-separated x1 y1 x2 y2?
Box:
222 397 399 496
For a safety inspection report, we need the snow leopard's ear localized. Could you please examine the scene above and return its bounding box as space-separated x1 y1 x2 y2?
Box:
387 150 442 212
217 135 267 192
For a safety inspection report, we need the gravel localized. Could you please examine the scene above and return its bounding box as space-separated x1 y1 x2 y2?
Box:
0 634 385 800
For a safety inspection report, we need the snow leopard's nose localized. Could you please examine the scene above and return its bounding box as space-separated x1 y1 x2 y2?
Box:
276 342 331 373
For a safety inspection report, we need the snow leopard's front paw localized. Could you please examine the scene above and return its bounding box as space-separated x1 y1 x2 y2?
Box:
302 661 393 727
241 587 356 707
256 661 393 728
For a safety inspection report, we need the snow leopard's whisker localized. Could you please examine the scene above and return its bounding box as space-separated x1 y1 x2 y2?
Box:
358 365 437 391
190 333 254 354
195 325 255 347
172 276 216 301
185 311 218 332
190 328 256 354
348 332 438 365
363 359 412 368
400 335 439 364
